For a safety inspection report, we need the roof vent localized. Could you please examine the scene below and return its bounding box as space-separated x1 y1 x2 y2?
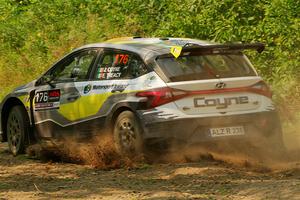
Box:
159 37 169 40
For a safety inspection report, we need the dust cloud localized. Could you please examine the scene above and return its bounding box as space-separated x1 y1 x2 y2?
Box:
27 133 143 170
161 119 300 172
27 116 300 172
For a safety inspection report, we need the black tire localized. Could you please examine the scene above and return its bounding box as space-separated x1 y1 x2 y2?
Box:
6 105 30 156
113 111 144 157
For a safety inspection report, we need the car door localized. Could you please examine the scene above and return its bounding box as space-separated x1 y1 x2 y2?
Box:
84 49 149 121
33 48 99 139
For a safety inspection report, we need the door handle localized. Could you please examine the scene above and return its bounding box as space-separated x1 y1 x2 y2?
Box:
67 94 80 102
111 88 124 93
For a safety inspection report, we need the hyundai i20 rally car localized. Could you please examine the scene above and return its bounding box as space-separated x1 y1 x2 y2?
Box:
0 37 284 156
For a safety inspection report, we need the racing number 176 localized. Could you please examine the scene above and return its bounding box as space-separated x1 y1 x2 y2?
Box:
115 54 129 65
35 91 48 103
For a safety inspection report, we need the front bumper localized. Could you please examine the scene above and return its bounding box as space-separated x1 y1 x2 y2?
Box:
137 111 282 144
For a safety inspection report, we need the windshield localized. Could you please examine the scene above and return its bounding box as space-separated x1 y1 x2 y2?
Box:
156 53 257 82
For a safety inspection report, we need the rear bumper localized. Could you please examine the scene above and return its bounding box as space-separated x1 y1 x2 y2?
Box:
137 111 282 144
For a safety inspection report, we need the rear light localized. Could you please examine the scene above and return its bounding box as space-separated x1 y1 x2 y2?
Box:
136 87 188 108
136 81 272 109
250 81 272 98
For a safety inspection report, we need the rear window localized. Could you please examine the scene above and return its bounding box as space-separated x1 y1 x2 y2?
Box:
156 54 256 82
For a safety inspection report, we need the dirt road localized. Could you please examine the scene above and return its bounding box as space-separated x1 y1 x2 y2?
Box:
0 140 299 200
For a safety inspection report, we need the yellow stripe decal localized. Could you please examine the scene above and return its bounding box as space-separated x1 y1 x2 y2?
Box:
58 92 113 121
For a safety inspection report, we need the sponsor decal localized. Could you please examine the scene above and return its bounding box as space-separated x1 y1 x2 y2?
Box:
170 46 182 58
34 89 60 111
83 84 92 94
144 75 156 87
149 75 156 81
194 96 249 109
92 84 128 92
35 102 56 109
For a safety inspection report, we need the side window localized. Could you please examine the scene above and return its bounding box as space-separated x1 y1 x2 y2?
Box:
130 55 148 78
94 51 148 80
50 49 97 82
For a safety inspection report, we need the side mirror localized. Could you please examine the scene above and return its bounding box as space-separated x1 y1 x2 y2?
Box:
42 75 52 83
36 75 56 88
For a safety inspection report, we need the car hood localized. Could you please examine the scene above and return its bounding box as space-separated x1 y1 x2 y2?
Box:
14 80 36 92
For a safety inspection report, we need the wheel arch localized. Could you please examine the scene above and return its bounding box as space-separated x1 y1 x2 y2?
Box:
1 97 29 142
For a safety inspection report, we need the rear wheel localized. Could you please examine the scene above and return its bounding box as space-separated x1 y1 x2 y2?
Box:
7 106 30 156
113 111 144 157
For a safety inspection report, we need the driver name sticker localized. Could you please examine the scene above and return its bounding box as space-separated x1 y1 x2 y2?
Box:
35 89 60 111
97 67 122 79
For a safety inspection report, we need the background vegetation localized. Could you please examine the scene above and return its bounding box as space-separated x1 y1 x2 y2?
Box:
0 0 299 118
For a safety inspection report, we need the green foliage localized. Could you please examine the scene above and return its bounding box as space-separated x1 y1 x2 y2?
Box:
0 0 299 112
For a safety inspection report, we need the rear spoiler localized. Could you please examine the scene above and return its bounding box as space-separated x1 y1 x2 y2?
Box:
168 42 265 58
183 42 265 53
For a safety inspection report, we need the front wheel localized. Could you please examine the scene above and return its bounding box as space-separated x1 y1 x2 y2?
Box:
113 111 144 157
7 106 30 156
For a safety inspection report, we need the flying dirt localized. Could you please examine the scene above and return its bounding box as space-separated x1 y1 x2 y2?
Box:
0 119 299 199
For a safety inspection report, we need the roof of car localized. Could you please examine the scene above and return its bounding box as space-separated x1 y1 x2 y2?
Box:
76 37 215 62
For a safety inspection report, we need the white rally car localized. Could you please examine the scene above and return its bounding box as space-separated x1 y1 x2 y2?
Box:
0 37 284 156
